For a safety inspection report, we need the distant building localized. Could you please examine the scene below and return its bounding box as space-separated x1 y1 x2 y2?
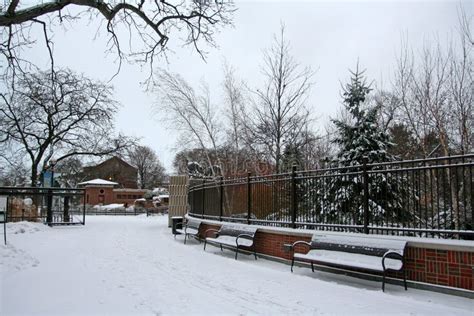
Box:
82 156 138 189
78 179 147 206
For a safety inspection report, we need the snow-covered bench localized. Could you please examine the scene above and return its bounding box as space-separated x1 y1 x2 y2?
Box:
290 234 407 291
203 224 258 260
175 218 201 244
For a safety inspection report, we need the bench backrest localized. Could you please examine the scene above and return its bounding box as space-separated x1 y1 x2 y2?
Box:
186 218 201 230
219 224 258 238
311 234 407 257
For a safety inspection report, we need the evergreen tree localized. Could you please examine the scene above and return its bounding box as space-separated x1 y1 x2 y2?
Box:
332 68 393 165
299 67 410 229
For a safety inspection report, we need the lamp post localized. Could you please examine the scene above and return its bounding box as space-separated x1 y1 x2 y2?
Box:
46 160 56 224
50 159 56 187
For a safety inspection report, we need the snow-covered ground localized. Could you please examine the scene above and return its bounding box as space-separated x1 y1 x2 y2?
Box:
1 216 472 316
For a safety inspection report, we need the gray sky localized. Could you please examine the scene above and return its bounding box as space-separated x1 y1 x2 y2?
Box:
25 0 472 172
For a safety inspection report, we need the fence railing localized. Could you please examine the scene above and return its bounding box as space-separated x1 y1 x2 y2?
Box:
188 154 474 239
0 187 86 225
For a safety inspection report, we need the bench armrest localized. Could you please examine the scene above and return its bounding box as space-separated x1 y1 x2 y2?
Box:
184 224 192 234
204 228 219 238
382 251 404 271
236 234 254 246
290 241 311 255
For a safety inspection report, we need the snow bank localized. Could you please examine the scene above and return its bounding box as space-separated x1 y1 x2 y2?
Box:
7 221 47 235
1 216 472 315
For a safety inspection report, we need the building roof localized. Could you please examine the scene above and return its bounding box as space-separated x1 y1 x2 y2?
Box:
113 188 148 193
84 156 137 171
77 179 119 186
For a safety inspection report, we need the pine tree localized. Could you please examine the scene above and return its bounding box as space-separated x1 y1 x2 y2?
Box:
298 67 410 229
332 68 392 165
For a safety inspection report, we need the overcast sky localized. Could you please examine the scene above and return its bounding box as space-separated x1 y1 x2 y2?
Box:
25 0 472 173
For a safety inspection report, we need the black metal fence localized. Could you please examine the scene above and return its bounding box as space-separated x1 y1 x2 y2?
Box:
78 208 148 216
188 154 474 239
0 187 86 225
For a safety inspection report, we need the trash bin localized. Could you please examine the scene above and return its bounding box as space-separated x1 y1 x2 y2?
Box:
171 216 183 235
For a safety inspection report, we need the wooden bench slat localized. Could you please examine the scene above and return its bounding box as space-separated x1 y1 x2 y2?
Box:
219 225 257 237
311 234 407 255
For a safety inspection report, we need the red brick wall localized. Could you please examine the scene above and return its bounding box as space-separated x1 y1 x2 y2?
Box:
196 221 473 291
254 232 311 260
84 187 114 205
83 187 146 206
402 248 473 290
113 190 147 205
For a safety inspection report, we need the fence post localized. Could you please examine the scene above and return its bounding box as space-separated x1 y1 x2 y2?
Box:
219 176 223 222
291 165 297 229
63 196 70 222
362 160 369 234
46 189 53 224
247 172 251 225
201 179 205 219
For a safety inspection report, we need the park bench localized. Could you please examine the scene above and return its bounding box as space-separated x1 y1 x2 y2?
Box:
290 234 407 291
175 218 201 244
204 224 258 260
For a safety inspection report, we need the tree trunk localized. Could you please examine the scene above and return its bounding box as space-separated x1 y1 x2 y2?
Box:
30 165 38 188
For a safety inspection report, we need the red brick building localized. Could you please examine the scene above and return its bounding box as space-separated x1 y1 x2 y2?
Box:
82 156 138 189
78 179 147 206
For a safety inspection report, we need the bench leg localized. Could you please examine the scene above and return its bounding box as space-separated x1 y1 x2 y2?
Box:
204 240 207 251
184 233 187 244
404 269 407 291
291 258 295 272
235 248 238 260
311 262 314 272
220 244 223 251
254 247 257 260
382 271 386 292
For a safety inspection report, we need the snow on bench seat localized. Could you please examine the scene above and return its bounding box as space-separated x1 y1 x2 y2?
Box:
204 224 258 260
205 235 254 248
175 227 199 236
310 234 407 256
175 218 202 244
291 233 408 291
294 250 403 271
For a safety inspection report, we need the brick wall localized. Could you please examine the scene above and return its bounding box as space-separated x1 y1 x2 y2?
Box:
195 220 473 291
84 187 114 205
403 248 473 290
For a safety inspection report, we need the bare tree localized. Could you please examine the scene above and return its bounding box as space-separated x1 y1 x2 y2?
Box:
0 68 133 186
54 156 84 187
388 8 473 231
155 69 222 177
251 24 314 172
0 0 235 82
128 145 166 189
458 3 473 46
0 156 28 186
449 5 473 154
392 14 473 157
221 62 258 175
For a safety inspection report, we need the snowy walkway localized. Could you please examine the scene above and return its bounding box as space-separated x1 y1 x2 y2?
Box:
1 215 472 315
